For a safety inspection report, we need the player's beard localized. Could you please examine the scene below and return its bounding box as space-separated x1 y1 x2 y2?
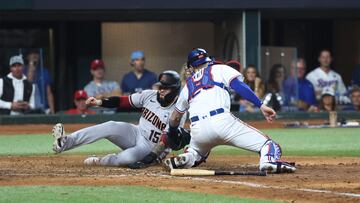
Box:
157 90 178 107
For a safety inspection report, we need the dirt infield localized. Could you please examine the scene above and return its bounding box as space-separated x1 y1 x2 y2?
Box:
0 155 359 203
1 121 360 203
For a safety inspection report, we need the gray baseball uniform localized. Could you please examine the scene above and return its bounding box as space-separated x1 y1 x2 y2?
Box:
59 90 178 166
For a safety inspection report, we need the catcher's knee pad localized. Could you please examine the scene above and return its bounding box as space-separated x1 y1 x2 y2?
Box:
260 140 282 163
259 140 296 173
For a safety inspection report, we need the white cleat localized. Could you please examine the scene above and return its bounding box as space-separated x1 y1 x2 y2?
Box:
260 162 296 174
163 156 187 170
52 123 66 153
84 156 100 166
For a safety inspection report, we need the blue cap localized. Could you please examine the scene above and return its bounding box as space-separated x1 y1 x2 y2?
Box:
131 50 145 61
187 48 212 67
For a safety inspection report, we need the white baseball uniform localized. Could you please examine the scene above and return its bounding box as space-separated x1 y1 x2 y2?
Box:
59 90 180 166
175 64 270 168
306 67 347 100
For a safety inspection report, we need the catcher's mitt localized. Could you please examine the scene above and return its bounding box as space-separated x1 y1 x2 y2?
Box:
166 127 191 151
128 128 191 169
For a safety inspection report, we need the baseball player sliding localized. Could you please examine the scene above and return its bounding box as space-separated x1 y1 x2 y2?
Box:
161 48 296 173
51 70 186 166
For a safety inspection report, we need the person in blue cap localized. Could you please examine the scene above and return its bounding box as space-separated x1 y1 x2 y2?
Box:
120 51 157 94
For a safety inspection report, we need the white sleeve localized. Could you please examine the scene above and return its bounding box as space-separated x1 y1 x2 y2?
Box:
29 84 36 109
129 90 153 108
175 86 189 113
0 79 12 109
305 72 316 87
337 75 347 95
215 65 243 87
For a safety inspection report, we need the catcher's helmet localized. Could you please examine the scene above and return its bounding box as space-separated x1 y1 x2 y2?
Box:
187 48 212 67
156 70 181 107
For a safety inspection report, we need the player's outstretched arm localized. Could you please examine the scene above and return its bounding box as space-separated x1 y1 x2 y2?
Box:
229 78 276 122
229 77 263 108
85 97 102 106
86 96 132 109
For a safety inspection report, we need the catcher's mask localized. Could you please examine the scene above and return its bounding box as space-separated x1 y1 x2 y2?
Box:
156 70 181 107
187 48 212 68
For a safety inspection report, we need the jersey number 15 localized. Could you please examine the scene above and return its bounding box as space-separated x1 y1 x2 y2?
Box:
149 130 161 143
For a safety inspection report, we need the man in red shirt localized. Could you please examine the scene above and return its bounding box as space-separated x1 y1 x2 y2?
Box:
65 90 96 115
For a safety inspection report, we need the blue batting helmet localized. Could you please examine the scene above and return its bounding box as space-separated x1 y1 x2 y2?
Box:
187 48 212 67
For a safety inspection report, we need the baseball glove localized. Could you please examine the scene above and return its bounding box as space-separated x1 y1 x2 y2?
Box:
128 128 191 169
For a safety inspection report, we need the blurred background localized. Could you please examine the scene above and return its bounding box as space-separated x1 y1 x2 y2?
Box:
1 0 360 117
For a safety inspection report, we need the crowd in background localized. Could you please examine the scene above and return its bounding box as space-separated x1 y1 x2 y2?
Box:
237 50 360 113
0 49 359 116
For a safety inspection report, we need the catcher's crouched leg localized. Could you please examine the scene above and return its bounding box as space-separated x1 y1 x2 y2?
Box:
259 140 296 173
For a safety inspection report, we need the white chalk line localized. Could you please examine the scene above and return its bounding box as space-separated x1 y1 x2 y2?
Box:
156 175 360 198
3 172 360 198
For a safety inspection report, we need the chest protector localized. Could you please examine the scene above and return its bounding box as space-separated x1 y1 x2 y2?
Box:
186 65 228 101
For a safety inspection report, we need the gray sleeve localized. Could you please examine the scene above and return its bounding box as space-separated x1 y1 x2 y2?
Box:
129 90 155 108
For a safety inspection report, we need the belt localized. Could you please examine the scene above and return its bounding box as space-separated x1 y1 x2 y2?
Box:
190 108 225 123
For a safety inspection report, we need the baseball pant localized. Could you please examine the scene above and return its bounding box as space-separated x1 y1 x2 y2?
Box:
179 112 270 168
61 121 153 166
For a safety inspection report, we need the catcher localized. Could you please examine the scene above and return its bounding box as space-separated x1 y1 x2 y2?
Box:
131 49 296 173
162 48 296 173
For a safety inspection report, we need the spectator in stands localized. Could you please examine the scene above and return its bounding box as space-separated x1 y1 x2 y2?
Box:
264 64 286 111
306 50 348 102
121 51 157 94
285 58 317 110
244 65 265 98
0 55 35 115
24 49 55 114
343 86 360 111
238 65 265 112
84 59 121 99
267 64 286 94
283 62 297 106
318 87 336 112
65 90 96 115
